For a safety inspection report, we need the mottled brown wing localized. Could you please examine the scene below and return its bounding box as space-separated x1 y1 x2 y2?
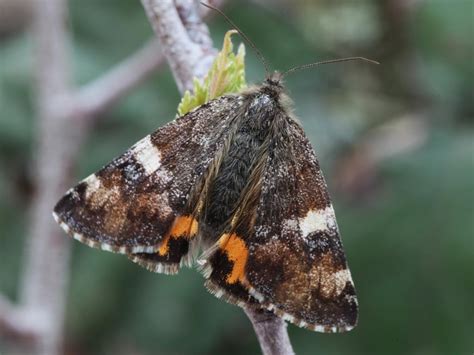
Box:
53 96 242 273
247 118 357 332
206 117 358 332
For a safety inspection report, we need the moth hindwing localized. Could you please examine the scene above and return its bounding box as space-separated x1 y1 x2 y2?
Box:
53 75 357 333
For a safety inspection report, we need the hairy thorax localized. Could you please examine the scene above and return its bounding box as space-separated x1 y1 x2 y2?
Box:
202 87 284 241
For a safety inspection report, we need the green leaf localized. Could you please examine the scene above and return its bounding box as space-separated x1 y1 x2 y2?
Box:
177 30 246 116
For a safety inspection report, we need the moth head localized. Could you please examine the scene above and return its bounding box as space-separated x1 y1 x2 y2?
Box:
263 71 285 94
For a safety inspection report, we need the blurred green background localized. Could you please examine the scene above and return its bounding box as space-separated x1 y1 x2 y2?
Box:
1 0 473 354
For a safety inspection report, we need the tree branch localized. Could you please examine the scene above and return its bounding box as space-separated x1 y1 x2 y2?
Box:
65 0 222 122
0 295 43 341
73 39 165 119
245 308 295 355
139 1 294 354
141 0 216 92
17 1 74 354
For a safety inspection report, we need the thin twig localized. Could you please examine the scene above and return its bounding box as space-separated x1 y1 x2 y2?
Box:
245 308 295 355
141 0 216 92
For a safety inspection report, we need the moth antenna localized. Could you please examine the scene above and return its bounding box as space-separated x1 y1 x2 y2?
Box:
282 57 380 78
200 2 271 77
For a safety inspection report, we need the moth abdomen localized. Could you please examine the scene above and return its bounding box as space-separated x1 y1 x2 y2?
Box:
204 109 268 232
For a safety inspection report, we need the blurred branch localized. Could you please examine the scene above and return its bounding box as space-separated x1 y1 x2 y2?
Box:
376 0 426 103
0 294 42 341
15 1 74 354
140 1 294 354
334 113 429 200
74 39 165 119
0 3 166 355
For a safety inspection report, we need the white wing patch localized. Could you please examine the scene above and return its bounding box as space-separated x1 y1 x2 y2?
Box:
83 173 102 199
298 205 337 237
333 269 354 295
132 135 162 175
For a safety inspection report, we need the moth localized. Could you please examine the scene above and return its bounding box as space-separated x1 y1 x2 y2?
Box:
53 11 368 334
